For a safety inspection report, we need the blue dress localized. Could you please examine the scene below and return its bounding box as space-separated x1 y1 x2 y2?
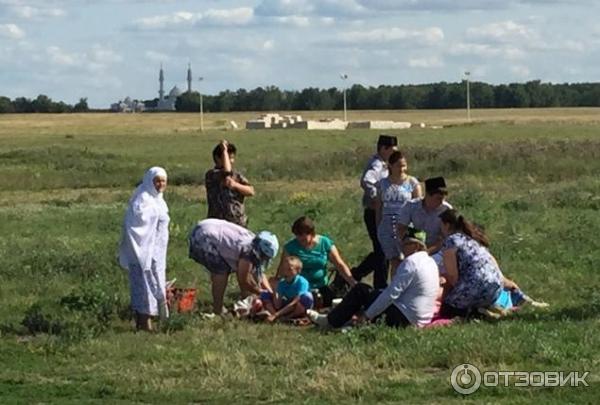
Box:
376 176 419 259
442 233 503 310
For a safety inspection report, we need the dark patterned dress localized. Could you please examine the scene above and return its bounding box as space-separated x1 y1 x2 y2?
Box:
205 168 250 227
442 232 503 310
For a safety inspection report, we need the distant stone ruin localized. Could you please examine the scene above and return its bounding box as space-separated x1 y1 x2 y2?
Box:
347 121 411 130
245 113 411 130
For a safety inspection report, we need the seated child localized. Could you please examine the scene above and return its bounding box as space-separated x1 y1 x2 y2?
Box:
260 256 314 323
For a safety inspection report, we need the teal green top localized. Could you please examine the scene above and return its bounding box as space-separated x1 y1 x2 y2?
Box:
284 235 334 289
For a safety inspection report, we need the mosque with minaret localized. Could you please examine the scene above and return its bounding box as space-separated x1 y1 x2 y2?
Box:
155 63 193 111
110 64 193 112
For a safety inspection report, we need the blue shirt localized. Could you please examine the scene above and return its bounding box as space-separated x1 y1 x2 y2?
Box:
277 274 310 302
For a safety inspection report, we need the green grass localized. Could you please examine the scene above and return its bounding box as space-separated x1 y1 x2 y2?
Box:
1 113 599 403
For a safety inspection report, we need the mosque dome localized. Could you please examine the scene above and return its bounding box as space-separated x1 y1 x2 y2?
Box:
169 86 182 98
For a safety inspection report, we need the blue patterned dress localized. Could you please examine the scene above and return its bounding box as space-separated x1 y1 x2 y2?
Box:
442 233 503 310
377 176 419 259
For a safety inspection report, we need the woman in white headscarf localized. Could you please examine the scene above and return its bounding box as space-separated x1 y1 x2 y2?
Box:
119 167 170 331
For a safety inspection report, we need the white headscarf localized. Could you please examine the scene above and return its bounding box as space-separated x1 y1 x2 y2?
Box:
119 167 169 271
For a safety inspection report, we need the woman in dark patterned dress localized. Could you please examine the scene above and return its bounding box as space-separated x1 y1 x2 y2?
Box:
438 209 504 318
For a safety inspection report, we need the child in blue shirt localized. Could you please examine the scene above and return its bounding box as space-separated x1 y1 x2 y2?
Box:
260 256 314 322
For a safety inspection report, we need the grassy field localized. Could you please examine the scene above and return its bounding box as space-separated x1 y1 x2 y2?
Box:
1 111 599 403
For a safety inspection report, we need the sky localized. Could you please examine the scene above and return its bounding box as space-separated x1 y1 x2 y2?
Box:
1 0 599 108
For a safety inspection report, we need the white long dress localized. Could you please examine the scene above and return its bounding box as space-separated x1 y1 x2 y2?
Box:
119 167 170 316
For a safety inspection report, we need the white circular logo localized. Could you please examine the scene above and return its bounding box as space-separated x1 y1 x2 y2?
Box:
451 363 482 395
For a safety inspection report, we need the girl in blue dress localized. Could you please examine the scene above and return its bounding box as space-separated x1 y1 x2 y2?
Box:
375 151 422 275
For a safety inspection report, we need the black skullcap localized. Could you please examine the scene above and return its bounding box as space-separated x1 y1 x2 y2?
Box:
425 177 447 194
377 134 398 147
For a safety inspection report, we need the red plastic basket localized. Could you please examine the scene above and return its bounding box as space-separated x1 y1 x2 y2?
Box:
166 287 197 313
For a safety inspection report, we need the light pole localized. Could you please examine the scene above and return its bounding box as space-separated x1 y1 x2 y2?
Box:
340 73 348 122
464 71 471 122
198 76 204 132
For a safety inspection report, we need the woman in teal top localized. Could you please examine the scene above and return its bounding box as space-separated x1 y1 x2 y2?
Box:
276 216 357 306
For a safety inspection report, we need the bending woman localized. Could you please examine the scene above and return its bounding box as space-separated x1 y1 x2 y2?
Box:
119 167 170 331
188 218 279 314
277 216 357 307
438 209 504 318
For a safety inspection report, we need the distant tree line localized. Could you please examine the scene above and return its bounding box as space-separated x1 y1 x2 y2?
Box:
175 80 600 112
0 95 89 113
3 80 600 113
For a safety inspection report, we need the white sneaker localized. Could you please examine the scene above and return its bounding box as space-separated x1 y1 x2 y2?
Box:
528 299 550 308
307 309 330 328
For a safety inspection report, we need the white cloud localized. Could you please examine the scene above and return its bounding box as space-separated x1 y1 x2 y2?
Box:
464 21 586 56
262 39 274 50
131 7 253 30
558 40 584 52
202 7 254 26
358 0 588 12
255 0 314 17
313 0 368 17
144 50 169 63
12 5 65 19
89 45 122 64
467 20 537 44
511 64 531 77
448 42 526 60
0 23 25 39
408 56 444 68
45 44 122 72
340 26 444 45
563 66 581 76
269 14 336 27
358 0 505 11
132 11 198 30
0 45 14 62
255 0 366 17
532 39 585 53
46 45 78 66
230 56 254 73
274 15 310 27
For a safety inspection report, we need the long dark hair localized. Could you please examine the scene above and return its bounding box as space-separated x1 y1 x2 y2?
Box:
439 209 490 247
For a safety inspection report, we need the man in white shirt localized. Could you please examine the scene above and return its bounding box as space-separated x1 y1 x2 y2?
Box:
308 228 440 328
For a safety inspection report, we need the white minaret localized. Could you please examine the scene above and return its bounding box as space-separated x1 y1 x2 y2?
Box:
187 63 192 93
159 64 165 100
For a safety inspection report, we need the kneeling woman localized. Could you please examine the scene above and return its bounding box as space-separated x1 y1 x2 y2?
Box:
119 167 170 331
188 218 279 314
438 209 504 317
